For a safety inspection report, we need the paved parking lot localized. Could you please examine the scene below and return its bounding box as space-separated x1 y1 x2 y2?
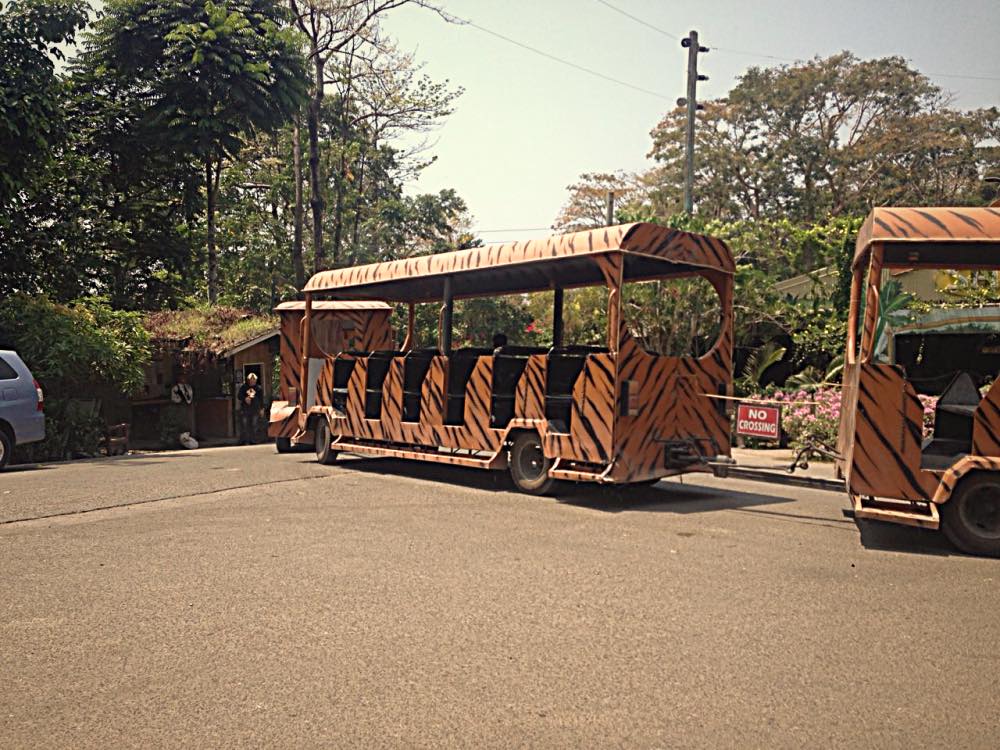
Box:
2 446 998 748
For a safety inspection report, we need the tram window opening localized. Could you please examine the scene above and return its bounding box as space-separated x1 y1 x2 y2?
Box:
622 276 721 357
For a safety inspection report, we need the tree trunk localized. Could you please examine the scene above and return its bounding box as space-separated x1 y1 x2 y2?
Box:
352 146 365 250
332 55 355 266
205 157 218 304
308 55 325 272
292 115 305 289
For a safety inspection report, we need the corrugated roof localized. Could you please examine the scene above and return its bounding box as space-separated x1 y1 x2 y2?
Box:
274 301 391 311
302 223 733 301
855 207 1000 268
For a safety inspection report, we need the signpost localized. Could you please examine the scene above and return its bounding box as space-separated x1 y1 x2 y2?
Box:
736 403 781 441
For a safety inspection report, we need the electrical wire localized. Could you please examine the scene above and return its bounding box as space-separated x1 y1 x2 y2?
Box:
593 0 679 40
591 0 1000 82
450 14 671 101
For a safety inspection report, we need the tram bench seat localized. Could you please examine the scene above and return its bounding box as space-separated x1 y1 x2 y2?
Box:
364 351 405 419
331 358 359 411
445 349 493 425
491 349 536 428
545 349 600 428
402 348 439 422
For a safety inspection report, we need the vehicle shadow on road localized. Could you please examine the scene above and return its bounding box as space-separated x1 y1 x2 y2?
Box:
854 518 959 557
3 463 53 474
333 457 793 515
554 480 794 515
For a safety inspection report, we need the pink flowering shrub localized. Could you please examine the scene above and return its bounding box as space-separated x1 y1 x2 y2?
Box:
771 388 842 450
918 394 937 439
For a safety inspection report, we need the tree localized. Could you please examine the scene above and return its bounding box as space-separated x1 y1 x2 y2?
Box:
0 0 88 208
648 53 999 221
288 0 448 272
552 171 649 233
85 0 309 302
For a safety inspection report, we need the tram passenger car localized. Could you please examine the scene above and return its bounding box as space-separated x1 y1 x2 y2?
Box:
295 222 735 493
838 206 1000 556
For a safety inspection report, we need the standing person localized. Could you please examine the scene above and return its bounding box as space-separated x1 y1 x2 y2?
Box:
237 372 263 445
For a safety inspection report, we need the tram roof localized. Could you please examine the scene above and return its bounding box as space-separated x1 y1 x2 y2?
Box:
273 301 390 312
303 222 734 302
854 207 1000 270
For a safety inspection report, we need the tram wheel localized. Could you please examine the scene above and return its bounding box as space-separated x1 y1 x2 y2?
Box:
940 474 1000 557
509 432 554 495
314 419 339 465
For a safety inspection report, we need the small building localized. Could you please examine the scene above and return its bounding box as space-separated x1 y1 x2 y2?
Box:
131 308 282 445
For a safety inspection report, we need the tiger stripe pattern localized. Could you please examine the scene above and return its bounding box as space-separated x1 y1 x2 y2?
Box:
297 224 734 487
842 209 1000 530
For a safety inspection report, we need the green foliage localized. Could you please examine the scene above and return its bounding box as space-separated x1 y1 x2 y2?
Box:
0 0 88 207
15 396 105 462
736 342 787 395
648 52 998 221
92 0 308 162
0 294 151 394
145 306 277 353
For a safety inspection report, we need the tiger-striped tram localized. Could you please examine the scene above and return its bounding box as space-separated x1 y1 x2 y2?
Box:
838 206 1000 556
294 222 735 493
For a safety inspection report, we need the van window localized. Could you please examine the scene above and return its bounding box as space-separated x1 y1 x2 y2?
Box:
0 358 17 380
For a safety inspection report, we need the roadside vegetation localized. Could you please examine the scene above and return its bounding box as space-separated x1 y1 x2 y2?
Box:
1 1 997 458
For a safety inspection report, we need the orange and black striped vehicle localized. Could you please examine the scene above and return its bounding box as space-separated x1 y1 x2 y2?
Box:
838 206 1000 556
268 300 392 451
293 222 735 493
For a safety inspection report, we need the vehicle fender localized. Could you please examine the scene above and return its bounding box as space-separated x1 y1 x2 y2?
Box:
932 455 1000 504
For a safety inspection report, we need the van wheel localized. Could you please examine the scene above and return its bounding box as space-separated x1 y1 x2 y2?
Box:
509 432 554 495
275 437 292 453
314 420 338 465
0 428 10 470
940 474 1000 557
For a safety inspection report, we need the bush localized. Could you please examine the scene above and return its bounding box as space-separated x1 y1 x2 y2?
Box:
0 294 151 460
772 387 841 451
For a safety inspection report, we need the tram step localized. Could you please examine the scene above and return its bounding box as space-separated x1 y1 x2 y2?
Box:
852 494 939 530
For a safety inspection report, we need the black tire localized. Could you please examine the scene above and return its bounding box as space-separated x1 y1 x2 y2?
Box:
940 474 1000 557
314 419 338 465
508 431 554 495
0 427 11 470
275 437 292 454
631 478 661 487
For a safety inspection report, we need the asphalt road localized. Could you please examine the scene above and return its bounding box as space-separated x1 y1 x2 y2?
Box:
2 446 999 748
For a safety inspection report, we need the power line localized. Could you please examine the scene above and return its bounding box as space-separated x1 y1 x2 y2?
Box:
452 15 671 101
593 0 679 40
591 0 1000 82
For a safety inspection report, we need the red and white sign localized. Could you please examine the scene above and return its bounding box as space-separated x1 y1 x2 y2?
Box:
736 403 781 440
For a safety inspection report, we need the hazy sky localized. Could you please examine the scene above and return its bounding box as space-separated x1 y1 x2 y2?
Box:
380 0 1000 241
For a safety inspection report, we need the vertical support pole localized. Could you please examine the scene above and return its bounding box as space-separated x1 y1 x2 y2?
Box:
605 191 615 226
606 262 623 354
846 266 863 365
440 276 454 355
402 302 415 350
552 287 564 347
859 245 884 362
681 31 708 214
300 292 313 411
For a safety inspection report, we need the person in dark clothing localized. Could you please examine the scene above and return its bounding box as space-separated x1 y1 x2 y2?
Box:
237 373 263 445
492 332 508 350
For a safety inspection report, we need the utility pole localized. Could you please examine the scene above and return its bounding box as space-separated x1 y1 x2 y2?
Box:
606 190 615 226
678 30 709 214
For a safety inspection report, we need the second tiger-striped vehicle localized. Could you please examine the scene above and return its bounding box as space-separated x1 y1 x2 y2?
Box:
293 222 735 493
838 206 1000 556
